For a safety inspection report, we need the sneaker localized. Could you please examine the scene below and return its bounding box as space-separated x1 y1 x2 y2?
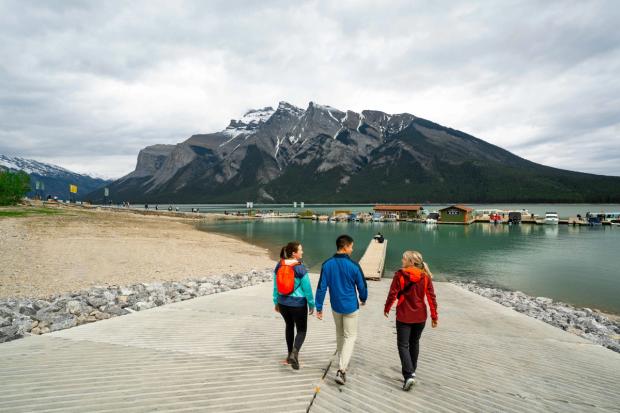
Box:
335 369 346 385
289 349 300 370
403 377 416 391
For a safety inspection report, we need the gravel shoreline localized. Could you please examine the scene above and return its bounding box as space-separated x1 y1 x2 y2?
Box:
453 280 620 353
0 269 272 343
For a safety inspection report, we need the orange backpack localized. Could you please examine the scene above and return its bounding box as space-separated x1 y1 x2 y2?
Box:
276 260 301 295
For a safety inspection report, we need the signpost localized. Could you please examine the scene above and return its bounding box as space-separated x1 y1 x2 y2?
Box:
69 184 78 203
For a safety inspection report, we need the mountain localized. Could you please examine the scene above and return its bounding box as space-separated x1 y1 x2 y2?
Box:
0 155 111 200
91 101 620 203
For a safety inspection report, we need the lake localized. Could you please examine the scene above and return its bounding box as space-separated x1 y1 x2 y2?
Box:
198 214 620 314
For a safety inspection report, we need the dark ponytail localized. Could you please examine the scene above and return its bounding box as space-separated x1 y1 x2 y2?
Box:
280 241 301 259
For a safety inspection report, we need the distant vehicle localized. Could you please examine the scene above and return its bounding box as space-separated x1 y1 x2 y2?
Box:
544 212 559 225
426 212 439 224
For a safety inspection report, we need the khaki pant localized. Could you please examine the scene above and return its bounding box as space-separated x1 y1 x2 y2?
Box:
332 310 359 371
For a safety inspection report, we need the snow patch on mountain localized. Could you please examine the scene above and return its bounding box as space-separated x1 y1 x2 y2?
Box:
0 154 72 176
222 106 276 144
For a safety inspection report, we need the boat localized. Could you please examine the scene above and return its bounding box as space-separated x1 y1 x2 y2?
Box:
544 212 559 225
490 213 503 224
372 213 382 222
382 213 398 222
602 212 620 223
508 211 522 225
358 212 372 222
317 215 329 222
425 212 439 224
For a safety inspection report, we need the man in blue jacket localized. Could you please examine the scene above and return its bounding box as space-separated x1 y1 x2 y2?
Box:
316 234 368 385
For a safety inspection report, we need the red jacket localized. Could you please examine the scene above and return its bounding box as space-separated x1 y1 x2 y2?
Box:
384 267 438 323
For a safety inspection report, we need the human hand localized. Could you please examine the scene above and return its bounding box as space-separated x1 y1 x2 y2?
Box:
316 311 323 320
309 307 314 315
432 319 438 328
274 305 280 313
384 311 389 318
360 301 366 306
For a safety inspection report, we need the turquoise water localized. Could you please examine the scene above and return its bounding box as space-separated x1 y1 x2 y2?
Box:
198 219 620 314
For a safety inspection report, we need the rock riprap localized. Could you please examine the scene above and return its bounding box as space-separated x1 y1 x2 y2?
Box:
453 281 620 353
0 269 272 343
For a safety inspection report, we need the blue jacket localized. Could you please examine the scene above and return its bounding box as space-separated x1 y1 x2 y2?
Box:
315 253 368 314
273 261 315 308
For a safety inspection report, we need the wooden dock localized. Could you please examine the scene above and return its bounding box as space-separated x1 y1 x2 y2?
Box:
359 239 387 281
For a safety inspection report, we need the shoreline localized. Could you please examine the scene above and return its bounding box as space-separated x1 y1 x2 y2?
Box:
453 280 620 353
0 206 273 299
0 269 272 343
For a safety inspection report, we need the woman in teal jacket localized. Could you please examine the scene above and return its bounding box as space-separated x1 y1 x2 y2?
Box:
273 241 315 370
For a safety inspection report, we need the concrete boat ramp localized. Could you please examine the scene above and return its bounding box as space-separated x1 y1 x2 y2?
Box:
1 277 619 412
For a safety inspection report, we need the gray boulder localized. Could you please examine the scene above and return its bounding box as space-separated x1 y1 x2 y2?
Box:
0 325 21 343
102 305 129 317
49 314 77 332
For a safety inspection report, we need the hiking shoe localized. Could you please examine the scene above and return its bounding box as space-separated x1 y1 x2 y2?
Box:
290 349 300 370
403 377 416 391
335 369 346 385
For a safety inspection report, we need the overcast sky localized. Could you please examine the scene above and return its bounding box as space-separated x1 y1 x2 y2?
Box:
1 0 619 178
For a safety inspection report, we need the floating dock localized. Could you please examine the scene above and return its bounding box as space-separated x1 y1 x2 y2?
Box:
359 239 387 281
1 276 618 412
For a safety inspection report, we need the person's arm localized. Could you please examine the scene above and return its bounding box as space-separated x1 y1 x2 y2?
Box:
301 273 315 311
384 274 401 317
425 275 438 326
272 272 280 311
315 265 328 317
354 263 368 304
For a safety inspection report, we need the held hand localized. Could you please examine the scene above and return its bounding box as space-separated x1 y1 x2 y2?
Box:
316 311 323 320
432 319 438 328
274 305 280 313
309 307 315 315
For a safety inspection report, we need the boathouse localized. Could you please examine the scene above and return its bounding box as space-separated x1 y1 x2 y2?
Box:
373 204 424 219
439 204 475 224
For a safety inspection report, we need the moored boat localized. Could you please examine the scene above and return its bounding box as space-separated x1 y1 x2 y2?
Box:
544 212 559 225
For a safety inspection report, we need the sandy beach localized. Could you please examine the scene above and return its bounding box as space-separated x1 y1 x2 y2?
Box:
0 207 273 299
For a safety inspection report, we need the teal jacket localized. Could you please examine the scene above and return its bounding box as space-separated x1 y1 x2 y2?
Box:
272 261 315 308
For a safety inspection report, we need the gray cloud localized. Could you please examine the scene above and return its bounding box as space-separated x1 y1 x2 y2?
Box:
0 0 618 178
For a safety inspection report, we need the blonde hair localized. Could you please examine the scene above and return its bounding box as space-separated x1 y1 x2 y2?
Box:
402 250 433 278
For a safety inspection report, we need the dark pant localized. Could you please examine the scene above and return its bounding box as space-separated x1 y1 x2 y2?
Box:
279 304 308 353
396 320 425 379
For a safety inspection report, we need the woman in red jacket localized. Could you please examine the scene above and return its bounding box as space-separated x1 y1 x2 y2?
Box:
384 250 438 391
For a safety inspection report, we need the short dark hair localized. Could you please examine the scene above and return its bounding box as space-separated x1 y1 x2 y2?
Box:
336 234 354 250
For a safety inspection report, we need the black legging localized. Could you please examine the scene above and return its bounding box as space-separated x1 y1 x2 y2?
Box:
279 304 308 353
396 320 426 380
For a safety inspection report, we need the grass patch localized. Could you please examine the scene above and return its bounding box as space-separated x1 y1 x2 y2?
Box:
0 208 64 218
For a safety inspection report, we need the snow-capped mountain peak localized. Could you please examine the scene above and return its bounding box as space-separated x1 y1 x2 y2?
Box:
0 154 72 176
223 106 276 138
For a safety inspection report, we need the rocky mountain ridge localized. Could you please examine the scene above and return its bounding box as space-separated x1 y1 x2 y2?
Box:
92 101 620 203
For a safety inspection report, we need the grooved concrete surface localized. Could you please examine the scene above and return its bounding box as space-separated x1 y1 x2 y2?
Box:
1 277 619 412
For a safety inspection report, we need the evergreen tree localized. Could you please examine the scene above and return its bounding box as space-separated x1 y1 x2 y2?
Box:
0 170 31 205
